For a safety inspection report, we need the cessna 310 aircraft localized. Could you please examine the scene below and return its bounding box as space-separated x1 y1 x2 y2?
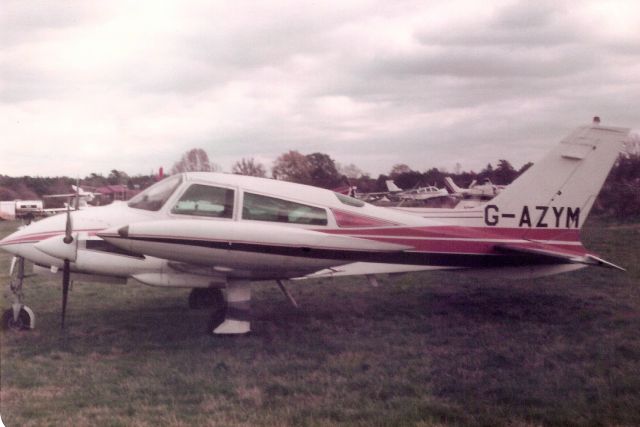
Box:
0 122 630 335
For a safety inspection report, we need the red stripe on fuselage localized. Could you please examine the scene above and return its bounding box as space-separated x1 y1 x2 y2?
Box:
320 226 581 242
0 229 103 246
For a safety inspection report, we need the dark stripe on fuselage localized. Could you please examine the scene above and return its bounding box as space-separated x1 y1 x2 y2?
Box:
109 235 569 268
85 240 146 259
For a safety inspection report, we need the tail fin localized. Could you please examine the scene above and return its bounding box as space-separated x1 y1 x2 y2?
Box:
444 177 463 193
386 180 403 192
483 124 629 233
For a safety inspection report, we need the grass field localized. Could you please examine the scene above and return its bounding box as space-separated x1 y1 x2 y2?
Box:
1 218 639 426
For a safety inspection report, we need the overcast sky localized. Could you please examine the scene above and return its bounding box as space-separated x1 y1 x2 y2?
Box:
2 0 639 178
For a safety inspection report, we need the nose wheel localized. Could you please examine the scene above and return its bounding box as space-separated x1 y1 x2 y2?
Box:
2 306 35 331
2 256 36 331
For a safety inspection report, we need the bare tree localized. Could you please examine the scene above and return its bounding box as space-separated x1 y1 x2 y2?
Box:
272 150 312 184
171 148 220 174
625 132 640 156
389 163 412 178
336 162 365 179
232 158 267 177
107 169 129 185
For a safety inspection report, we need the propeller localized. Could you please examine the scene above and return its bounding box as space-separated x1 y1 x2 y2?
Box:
61 205 73 328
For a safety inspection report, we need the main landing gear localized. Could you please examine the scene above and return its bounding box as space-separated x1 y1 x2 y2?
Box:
188 281 251 335
2 256 36 331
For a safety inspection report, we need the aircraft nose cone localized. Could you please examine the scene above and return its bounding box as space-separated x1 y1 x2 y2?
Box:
0 226 28 255
0 236 16 255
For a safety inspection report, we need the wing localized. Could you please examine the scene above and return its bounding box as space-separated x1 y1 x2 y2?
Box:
43 193 77 198
296 262 453 279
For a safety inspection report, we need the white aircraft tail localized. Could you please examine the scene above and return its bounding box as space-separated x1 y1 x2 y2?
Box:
482 124 629 232
385 180 403 193
444 177 463 194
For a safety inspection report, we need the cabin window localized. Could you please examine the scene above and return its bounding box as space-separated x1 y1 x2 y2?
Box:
242 192 327 225
171 184 234 218
128 175 182 211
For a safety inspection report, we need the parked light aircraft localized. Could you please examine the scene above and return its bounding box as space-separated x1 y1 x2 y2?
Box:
44 185 101 211
0 123 629 335
444 176 505 200
359 180 448 203
386 181 450 202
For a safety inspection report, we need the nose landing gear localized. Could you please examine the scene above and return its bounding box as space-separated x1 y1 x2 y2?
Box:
2 256 35 331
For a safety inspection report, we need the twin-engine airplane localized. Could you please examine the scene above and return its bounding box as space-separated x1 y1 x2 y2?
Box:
0 123 629 335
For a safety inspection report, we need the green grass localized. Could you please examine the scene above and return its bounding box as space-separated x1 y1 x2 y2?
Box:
1 219 639 426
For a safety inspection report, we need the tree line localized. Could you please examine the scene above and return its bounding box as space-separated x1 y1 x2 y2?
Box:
171 148 532 192
1 148 638 219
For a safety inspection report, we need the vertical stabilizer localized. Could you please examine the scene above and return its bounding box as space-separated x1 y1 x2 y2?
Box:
444 177 463 194
482 124 629 234
386 180 403 193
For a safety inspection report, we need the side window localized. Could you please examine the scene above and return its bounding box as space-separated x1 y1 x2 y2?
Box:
171 184 234 218
242 192 327 226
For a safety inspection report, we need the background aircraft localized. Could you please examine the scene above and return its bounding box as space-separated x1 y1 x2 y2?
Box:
386 181 450 202
0 123 629 335
444 177 505 200
359 180 449 203
43 184 101 211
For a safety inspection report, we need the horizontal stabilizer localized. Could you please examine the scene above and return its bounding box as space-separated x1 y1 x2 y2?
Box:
584 254 626 271
298 262 448 279
494 244 624 271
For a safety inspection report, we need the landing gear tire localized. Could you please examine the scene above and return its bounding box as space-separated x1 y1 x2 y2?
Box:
2 307 35 331
188 288 225 310
208 304 228 332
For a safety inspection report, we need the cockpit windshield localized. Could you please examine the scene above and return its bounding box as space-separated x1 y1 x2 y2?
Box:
128 175 183 211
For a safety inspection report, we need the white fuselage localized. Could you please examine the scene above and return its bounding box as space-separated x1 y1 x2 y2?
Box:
0 173 443 286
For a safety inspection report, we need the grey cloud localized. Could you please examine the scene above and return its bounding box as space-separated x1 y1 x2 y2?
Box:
366 46 600 80
1 1 638 178
416 1 578 48
1 1 113 46
494 1 560 29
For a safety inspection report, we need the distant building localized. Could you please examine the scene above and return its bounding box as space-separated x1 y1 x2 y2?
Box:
0 201 16 220
0 200 45 221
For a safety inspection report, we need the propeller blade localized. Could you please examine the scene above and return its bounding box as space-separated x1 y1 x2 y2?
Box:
63 205 73 244
61 259 70 328
61 201 74 328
